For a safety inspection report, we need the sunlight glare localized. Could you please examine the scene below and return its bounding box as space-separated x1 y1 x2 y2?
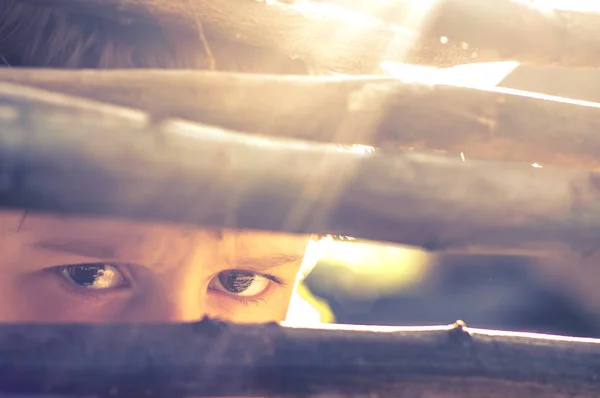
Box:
276 0 441 71
286 283 334 325
529 0 600 12
381 61 520 88
288 1 384 25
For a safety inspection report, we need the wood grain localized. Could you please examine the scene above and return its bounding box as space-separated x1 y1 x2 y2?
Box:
2 69 600 169
0 320 599 397
0 81 600 255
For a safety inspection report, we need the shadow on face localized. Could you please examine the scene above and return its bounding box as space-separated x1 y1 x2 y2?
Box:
0 210 314 324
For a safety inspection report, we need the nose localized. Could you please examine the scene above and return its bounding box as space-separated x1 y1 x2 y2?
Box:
117 275 209 323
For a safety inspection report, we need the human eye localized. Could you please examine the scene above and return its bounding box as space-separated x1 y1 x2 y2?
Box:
208 270 281 299
55 263 129 290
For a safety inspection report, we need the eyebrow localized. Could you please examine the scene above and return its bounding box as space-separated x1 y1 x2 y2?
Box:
29 240 120 259
230 254 304 271
28 239 304 269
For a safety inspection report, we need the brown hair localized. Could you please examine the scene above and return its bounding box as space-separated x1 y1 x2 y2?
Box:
0 0 310 73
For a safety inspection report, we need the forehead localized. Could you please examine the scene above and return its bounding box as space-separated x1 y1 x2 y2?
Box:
0 210 310 256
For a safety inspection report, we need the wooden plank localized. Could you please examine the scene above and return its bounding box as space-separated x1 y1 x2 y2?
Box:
0 320 599 397
2 69 600 169
322 0 600 68
0 81 600 255
499 65 600 102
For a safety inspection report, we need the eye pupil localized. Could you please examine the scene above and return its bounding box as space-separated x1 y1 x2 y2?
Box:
65 264 106 286
218 270 255 293
60 263 124 289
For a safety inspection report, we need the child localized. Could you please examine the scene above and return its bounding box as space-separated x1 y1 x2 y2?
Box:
0 0 323 323
0 210 323 323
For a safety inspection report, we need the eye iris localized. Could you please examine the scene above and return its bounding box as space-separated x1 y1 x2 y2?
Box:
218 271 255 293
62 263 123 289
66 264 106 286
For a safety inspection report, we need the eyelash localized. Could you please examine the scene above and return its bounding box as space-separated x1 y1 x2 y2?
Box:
208 271 286 305
233 296 269 307
51 263 132 298
256 273 285 286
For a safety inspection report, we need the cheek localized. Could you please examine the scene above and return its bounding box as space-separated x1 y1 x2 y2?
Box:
0 243 39 322
0 273 69 322
5 275 132 323
0 273 26 322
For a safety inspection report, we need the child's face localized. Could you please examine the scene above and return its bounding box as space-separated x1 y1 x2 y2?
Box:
0 211 312 323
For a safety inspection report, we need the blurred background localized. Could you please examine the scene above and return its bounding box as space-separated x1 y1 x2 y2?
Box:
289 239 600 338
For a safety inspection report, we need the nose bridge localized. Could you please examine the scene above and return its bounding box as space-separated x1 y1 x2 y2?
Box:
120 270 209 323
120 229 213 323
122 283 208 323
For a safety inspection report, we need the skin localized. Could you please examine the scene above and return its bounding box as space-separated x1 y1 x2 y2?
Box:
0 210 316 323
